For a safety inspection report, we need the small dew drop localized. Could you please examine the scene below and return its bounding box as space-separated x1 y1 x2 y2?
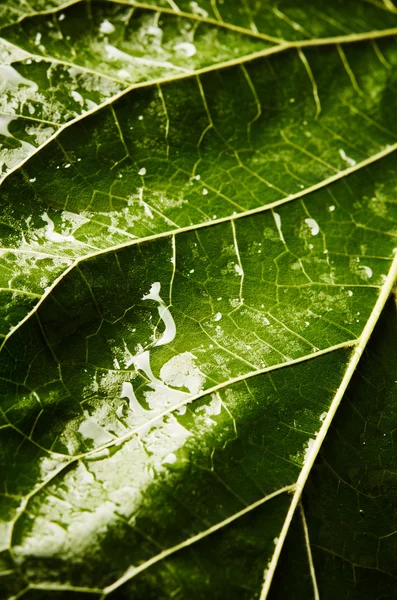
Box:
339 148 356 167
304 218 320 236
100 20 115 35
162 452 177 465
71 90 84 106
174 42 197 58
118 69 130 80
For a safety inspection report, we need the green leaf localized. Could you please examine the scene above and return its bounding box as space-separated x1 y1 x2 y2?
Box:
0 2 267 177
2 0 397 39
2 3 397 600
270 297 397 599
3 32 397 335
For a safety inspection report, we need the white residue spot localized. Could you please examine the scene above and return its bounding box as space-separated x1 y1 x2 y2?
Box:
162 452 177 465
339 148 356 167
41 212 76 243
360 265 373 279
71 90 84 106
273 212 285 243
85 99 97 110
29 177 36 183
347 290 353 297
0 115 35 161
78 417 113 445
319 412 327 422
118 69 130 79
202 188 208 195
35 33 42 46
142 202 154 219
142 282 176 346
234 264 243 276
126 350 155 380
146 25 163 42
214 312 222 321
58 13 65 21
0 66 38 92
304 218 320 236
303 437 317 465
138 167 146 176
138 115 143 121
189 1 209 17
100 20 115 35
174 42 197 58
120 382 146 413
160 352 204 394
328 205 335 212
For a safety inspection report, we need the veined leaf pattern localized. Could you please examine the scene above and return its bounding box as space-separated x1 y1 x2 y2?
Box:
2 2 397 599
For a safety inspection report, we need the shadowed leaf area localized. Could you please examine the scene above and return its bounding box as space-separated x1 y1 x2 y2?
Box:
271 297 397 599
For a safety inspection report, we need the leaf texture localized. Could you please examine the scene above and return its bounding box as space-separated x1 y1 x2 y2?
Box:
271 297 397 599
2 2 397 600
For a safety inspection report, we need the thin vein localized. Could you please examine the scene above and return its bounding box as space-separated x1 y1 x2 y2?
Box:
102 484 295 596
64 339 358 459
2 139 397 351
260 247 397 598
299 503 320 600
0 110 60 127
337 45 363 95
3 23 397 188
0 287 41 298
3 0 282 44
0 335 358 552
298 48 321 120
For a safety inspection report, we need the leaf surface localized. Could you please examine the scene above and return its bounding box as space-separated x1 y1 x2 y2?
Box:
2 34 397 336
0 2 266 177
2 3 397 600
271 297 397 599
